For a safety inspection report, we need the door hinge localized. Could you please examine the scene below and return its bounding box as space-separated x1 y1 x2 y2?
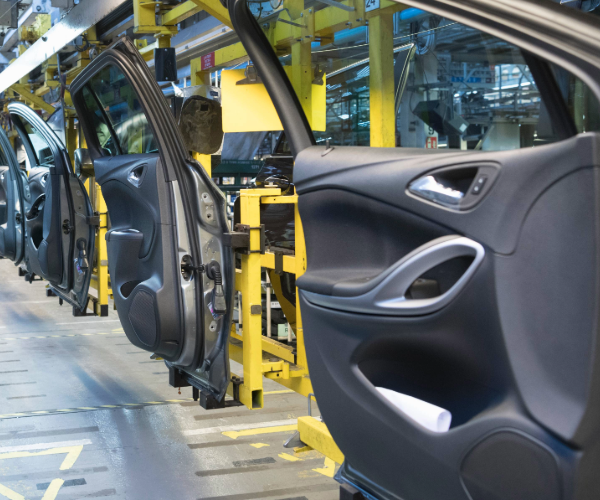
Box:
85 215 101 226
223 224 265 254
76 211 100 226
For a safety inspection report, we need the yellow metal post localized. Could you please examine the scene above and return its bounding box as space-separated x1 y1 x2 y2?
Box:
193 153 211 177
10 84 55 114
65 114 77 165
291 41 312 124
239 190 266 409
369 12 395 147
293 190 308 372
95 184 110 316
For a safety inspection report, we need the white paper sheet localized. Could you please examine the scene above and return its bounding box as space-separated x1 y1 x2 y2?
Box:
377 387 452 433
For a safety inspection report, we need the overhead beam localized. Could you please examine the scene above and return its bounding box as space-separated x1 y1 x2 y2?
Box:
0 0 128 93
161 1 204 26
189 0 232 28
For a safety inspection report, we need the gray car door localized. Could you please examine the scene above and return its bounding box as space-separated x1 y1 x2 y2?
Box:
69 37 234 401
229 0 600 498
9 103 96 311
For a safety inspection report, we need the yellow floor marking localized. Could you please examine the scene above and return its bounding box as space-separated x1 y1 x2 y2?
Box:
144 402 162 404
223 424 297 440
76 407 96 410
0 482 25 500
41 479 64 500
294 445 312 454
0 446 84 471
100 405 118 408
250 443 270 449
112 328 124 332
313 457 337 478
58 445 84 470
279 452 301 462
0 444 85 500
263 390 294 395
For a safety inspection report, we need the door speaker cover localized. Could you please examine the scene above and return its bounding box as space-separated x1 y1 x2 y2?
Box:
128 289 158 347
460 430 561 500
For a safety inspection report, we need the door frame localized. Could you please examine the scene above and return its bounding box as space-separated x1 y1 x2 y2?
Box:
0 126 26 265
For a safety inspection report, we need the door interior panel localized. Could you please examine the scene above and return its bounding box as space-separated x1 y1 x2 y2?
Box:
294 133 600 500
24 167 49 276
36 170 63 283
97 154 183 361
0 166 11 258
295 133 599 255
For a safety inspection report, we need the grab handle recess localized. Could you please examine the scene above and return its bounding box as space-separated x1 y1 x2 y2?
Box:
302 236 485 316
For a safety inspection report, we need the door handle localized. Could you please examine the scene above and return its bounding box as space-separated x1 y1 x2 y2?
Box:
302 236 485 316
26 194 45 220
76 238 89 270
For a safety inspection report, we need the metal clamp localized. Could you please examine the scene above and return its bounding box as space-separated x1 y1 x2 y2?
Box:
236 65 263 85
224 224 266 254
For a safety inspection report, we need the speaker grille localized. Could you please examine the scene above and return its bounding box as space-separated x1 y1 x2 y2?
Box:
128 289 157 347
460 431 561 500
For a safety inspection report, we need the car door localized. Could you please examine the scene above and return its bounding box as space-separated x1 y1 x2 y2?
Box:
0 125 27 265
230 0 600 498
69 37 234 400
9 103 95 311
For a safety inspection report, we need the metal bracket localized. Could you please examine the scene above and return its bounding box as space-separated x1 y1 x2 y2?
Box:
340 484 366 500
274 250 284 276
312 65 325 85
224 224 266 254
86 215 101 226
277 8 306 27
236 64 263 85
75 211 100 226
317 0 355 11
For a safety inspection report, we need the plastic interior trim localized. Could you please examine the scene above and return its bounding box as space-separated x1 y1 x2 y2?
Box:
302 236 485 316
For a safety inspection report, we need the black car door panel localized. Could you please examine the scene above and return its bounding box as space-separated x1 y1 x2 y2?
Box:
294 136 600 499
228 0 600 496
97 154 184 360
24 167 49 277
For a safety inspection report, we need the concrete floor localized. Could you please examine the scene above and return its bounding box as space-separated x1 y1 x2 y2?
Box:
0 259 339 500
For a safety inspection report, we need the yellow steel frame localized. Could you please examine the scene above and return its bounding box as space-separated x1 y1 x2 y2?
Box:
9 84 55 114
230 188 344 464
87 181 112 316
230 188 311 410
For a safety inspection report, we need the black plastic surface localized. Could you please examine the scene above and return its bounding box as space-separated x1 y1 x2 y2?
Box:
101 155 183 360
295 134 600 500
